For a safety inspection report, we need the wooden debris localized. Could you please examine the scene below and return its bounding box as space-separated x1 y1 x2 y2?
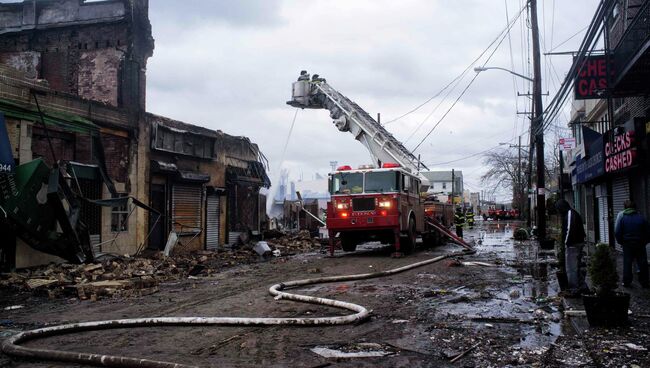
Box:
26 278 58 289
449 342 480 363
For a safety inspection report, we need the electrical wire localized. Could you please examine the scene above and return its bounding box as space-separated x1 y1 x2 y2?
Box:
535 0 611 137
411 2 527 153
547 25 589 54
384 1 528 126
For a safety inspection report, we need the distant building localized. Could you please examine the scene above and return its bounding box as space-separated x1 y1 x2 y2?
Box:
421 170 463 204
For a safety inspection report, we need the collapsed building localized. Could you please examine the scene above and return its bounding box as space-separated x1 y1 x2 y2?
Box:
0 0 269 271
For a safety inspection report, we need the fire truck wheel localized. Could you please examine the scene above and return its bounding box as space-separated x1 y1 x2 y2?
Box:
401 217 416 253
340 234 357 252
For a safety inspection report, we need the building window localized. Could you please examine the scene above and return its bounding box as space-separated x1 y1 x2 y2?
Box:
111 194 130 232
442 182 447 189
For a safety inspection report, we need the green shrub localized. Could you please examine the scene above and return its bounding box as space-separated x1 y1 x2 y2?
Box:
513 228 529 240
588 243 619 297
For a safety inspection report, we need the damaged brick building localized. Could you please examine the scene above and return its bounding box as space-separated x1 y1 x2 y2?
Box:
0 0 269 270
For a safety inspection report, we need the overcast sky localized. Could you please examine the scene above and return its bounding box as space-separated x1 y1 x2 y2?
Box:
146 0 599 201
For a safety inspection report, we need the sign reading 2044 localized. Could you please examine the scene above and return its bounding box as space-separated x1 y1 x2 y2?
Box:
0 112 16 174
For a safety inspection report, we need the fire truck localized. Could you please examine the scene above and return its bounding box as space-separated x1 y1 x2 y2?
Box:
287 71 458 255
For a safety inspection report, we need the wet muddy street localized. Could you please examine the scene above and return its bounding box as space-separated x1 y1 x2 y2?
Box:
0 221 646 367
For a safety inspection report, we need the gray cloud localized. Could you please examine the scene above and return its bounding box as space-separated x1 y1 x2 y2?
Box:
145 0 598 202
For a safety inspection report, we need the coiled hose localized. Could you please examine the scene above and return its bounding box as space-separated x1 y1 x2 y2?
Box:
2 246 474 368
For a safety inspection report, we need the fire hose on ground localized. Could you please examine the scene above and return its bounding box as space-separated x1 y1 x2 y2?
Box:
2 228 475 368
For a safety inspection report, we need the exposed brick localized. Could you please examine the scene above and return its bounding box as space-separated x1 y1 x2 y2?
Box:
41 51 70 92
0 51 40 79
100 133 129 183
31 126 74 165
78 49 123 106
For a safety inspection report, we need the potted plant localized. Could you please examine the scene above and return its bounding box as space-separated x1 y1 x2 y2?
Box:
582 243 630 327
555 240 568 290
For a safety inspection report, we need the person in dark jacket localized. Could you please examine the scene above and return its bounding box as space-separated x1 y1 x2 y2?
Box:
454 207 465 238
615 200 650 287
555 199 587 293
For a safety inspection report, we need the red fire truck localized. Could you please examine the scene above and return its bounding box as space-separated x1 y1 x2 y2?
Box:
326 163 425 253
288 71 462 255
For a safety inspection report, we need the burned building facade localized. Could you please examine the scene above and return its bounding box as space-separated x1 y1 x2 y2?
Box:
0 0 153 110
0 0 269 270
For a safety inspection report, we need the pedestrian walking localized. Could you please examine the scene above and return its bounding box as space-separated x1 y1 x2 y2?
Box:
555 199 587 294
454 207 465 238
614 200 650 288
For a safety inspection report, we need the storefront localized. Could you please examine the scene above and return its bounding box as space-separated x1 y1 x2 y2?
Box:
603 118 647 249
573 127 606 244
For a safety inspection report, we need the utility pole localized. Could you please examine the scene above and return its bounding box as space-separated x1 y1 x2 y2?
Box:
531 0 546 240
451 169 455 206
518 135 522 218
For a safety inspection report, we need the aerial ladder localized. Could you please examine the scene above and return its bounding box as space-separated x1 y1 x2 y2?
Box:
287 71 429 188
286 71 470 254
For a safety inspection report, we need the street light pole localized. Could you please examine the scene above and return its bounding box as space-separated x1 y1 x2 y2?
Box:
531 0 546 241
473 66 533 82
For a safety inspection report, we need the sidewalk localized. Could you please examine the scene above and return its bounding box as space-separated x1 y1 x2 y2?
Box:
560 246 650 366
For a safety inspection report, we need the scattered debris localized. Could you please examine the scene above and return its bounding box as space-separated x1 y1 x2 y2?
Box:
622 343 647 351
461 261 495 267
3 305 23 311
1 230 324 301
310 343 396 358
449 342 480 363
266 230 322 254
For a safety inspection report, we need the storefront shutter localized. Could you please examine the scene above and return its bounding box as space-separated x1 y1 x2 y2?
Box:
596 184 609 244
205 193 220 250
612 177 630 250
172 183 202 234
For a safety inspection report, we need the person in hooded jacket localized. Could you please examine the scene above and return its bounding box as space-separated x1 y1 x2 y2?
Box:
555 199 587 293
615 200 650 288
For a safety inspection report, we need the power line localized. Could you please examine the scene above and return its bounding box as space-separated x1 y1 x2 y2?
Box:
547 25 589 54
384 1 528 127
411 2 527 153
536 0 611 136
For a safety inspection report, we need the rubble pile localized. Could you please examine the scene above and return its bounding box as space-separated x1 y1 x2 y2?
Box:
266 230 323 254
0 249 259 300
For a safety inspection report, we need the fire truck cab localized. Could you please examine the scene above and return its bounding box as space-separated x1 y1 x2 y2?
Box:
327 163 424 253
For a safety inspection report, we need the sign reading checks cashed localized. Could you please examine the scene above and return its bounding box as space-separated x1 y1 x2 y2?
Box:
604 123 637 173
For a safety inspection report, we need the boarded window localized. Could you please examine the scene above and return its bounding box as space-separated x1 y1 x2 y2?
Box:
153 125 214 159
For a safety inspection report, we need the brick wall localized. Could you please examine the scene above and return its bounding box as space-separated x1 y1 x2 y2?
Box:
101 133 130 183
31 126 74 165
0 1 153 110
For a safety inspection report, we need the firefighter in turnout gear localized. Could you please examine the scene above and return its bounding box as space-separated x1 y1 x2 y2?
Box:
454 207 465 238
466 209 475 228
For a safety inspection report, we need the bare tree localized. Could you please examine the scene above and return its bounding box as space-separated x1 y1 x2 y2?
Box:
481 148 528 212
481 145 561 217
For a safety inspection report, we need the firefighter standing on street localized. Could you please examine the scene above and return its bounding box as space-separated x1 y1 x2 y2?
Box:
466 209 475 228
454 207 465 238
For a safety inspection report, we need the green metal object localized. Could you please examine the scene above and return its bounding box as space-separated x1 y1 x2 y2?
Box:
0 159 93 263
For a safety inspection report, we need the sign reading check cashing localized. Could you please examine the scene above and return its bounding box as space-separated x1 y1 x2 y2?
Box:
559 137 576 151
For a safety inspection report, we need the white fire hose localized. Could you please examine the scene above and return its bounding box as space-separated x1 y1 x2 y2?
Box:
2 246 474 367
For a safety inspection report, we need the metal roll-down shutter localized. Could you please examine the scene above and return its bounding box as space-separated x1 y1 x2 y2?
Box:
205 193 220 250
